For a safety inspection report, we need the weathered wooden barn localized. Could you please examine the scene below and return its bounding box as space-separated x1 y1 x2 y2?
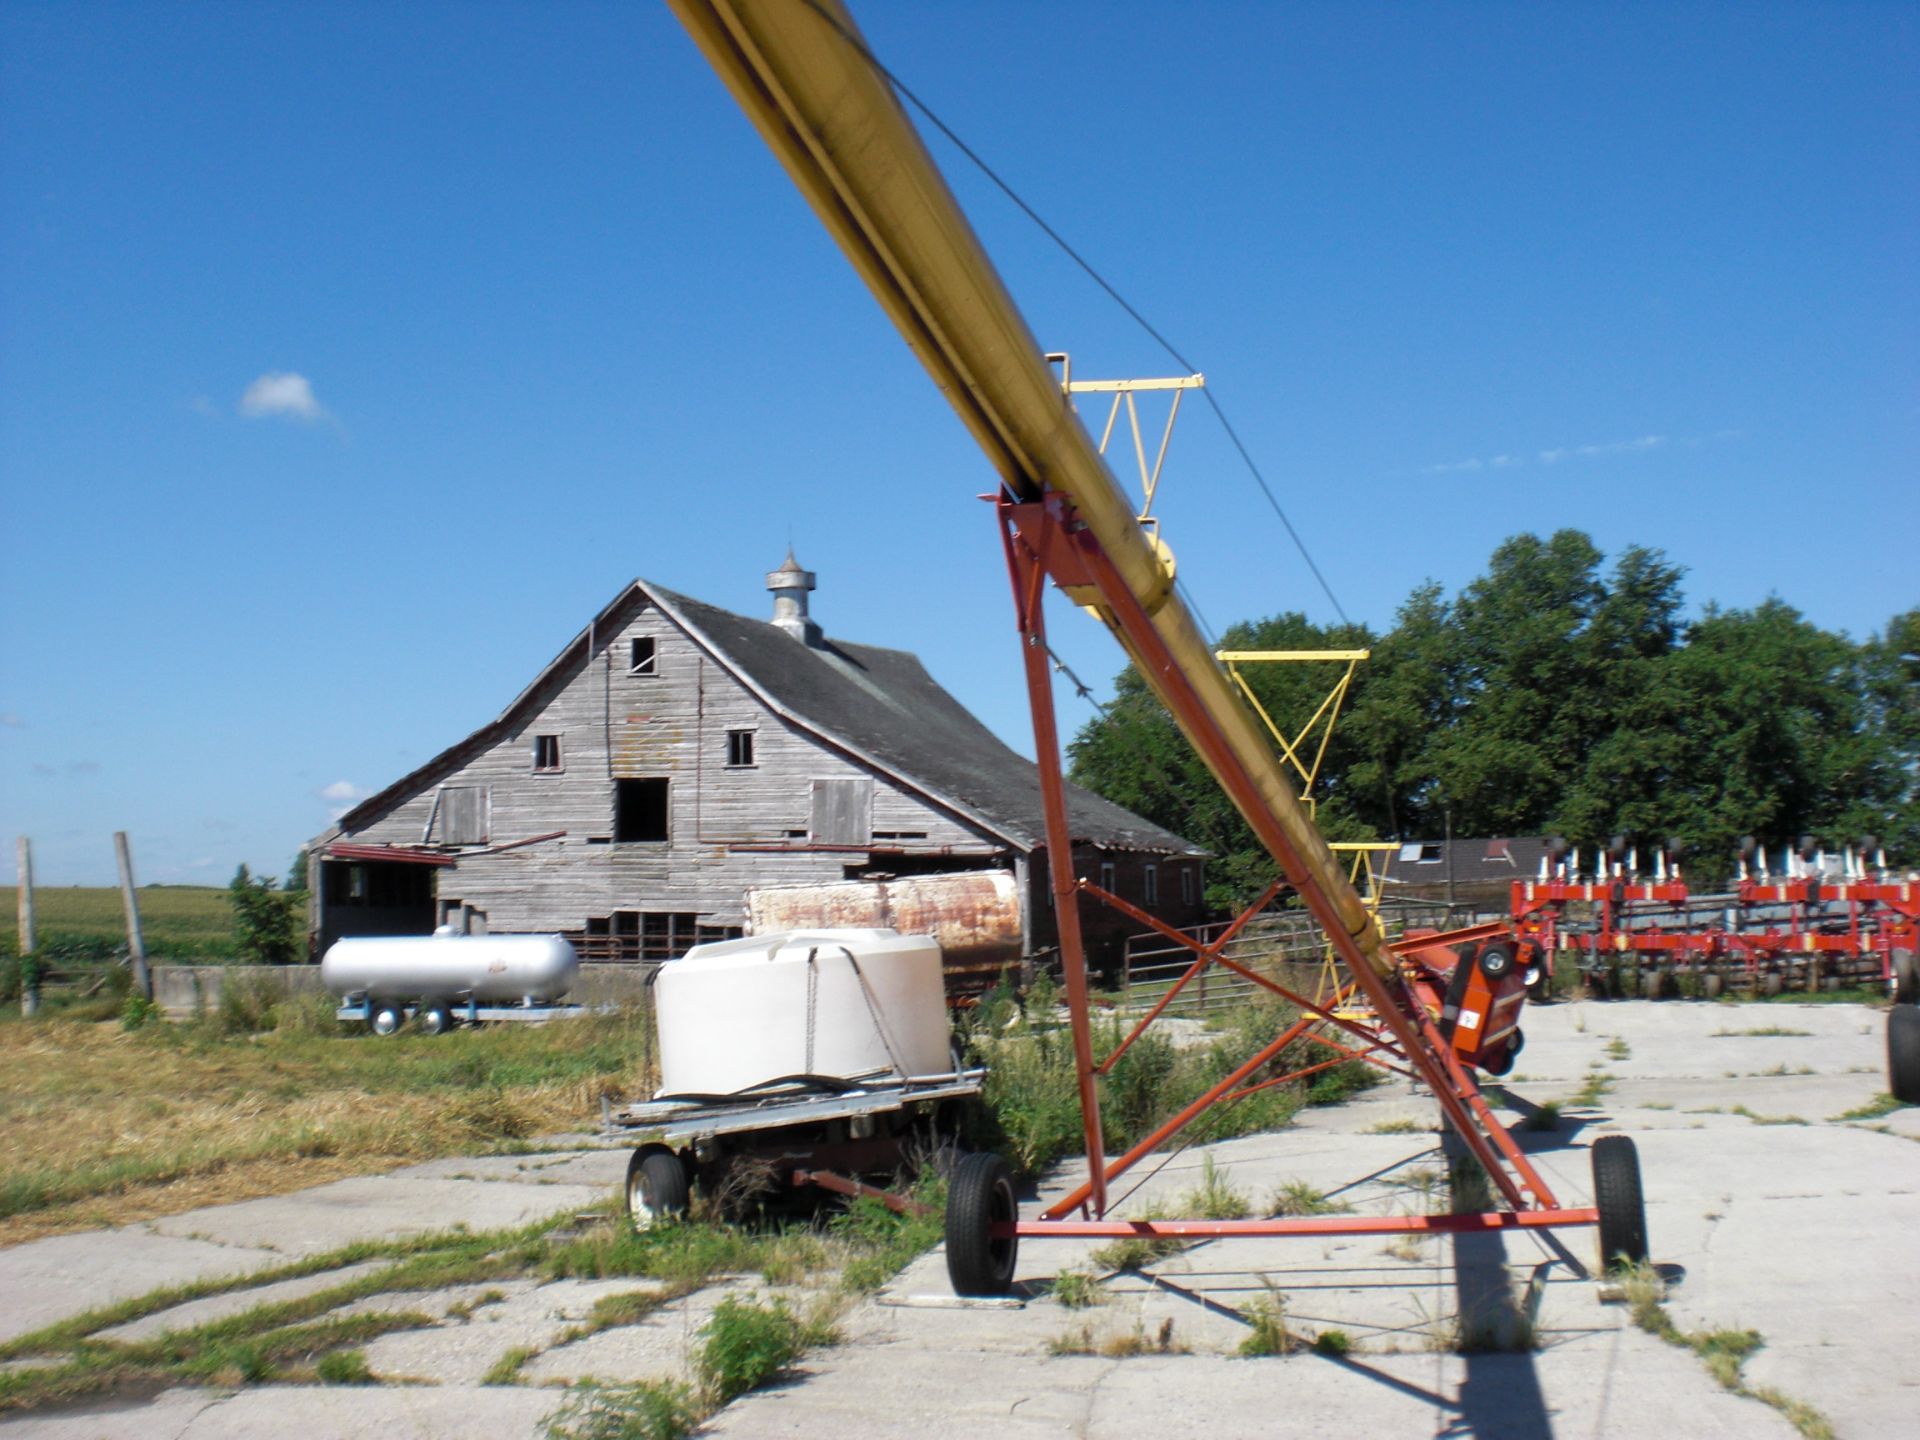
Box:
306 555 1206 972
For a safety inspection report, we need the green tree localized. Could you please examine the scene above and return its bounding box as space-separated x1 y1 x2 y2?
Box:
284 848 309 894
1068 530 1915 904
229 863 301 966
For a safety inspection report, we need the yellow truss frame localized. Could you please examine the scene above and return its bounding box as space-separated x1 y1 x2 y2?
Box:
1214 649 1369 816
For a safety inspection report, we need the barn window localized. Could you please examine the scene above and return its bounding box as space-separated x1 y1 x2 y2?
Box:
726 729 755 768
438 785 489 845
1179 865 1195 905
533 735 562 772
1143 864 1159 907
809 777 873 846
1098 860 1117 894
614 778 669 842
630 636 657 675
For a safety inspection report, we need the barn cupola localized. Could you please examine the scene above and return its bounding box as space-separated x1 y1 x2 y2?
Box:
766 549 823 646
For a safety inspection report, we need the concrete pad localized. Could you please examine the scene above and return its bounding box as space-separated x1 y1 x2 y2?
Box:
0 1386 221 1438
146 1172 607 1255
95 1261 391 1343
0 1231 281 1344
175 1385 562 1439
397 1148 627 1189
357 1277 665 1385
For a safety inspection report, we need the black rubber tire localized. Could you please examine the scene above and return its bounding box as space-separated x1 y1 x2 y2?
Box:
946 1151 1019 1296
1478 944 1515 982
371 1005 403 1037
1641 969 1665 1001
1761 971 1783 998
1889 1007 1920 1106
1702 971 1724 999
626 1147 690 1229
1484 1029 1524 1077
1892 950 1918 1005
1592 1135 1649 1272
418 1004 452 1036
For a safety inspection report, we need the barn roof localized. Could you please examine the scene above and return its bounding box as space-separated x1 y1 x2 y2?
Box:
329 578 1204 858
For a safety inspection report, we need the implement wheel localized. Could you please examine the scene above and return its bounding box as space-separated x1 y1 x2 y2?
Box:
946 1151 1018 1296
418 1004 452 1036
1592 1135 1649 1272
1890 1007 1920 1106
626 1147 690 1229
1893 950 1918 1005
370 1005 403 1037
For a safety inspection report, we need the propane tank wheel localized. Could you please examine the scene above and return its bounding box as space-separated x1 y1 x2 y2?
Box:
1591 1135 1648 1272
946 1151 1018 1296
626 1147 690 1230
418 1004 452 1036
370 1005 404 1037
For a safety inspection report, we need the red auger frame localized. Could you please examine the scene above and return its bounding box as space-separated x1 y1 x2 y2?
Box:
939 495 1643 1295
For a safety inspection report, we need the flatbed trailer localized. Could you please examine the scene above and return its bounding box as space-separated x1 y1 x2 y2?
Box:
602 1070 985 1227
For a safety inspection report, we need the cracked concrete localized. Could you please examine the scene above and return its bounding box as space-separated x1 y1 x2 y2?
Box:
3 1000 1915 1438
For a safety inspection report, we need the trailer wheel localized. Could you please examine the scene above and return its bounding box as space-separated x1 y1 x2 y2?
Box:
1890 1007 1920 1106
1761 971 1783 997
946 1151 1018 1296
1892 951 1917 1005
1592 1135 1648 1272
1702 970 1724 999
1478 944 1515 981
626 1147 690 1229
1641 969 1665 1001
371 1005 403 1037
418 1004 452 1036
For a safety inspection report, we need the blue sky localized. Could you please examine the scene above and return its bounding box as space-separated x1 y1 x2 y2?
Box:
2 1 1914 887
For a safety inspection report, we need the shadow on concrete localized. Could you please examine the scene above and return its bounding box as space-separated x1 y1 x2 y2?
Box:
1447 1226 1557 1439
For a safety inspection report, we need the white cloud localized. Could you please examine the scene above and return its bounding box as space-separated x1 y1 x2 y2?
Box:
315 779 373 820
0 713 21 727
1429 431 1687 475
239 372 327 422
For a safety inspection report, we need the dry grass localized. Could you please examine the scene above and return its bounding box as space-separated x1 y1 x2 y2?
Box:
0 1008 655 1243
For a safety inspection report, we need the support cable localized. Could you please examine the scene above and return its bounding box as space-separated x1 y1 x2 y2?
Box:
793 0 1352 626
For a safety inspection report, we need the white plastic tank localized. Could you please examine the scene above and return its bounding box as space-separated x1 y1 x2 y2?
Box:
655 928 949 1096
320 933 579 1004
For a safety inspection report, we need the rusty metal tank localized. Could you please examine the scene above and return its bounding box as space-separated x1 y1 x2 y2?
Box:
746 869 1022 991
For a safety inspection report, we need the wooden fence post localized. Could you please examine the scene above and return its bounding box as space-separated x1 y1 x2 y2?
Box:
114 831 152 1000
16 836 37 1017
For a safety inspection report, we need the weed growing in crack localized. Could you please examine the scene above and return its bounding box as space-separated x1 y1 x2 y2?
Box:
314 1349 375 1385
482 1346 537 1386
1049 1269 1106 1309
1617 1263 1833 1440
1271 1180 1347 1216
540 1379 700 1440
1236 1283 1295 1357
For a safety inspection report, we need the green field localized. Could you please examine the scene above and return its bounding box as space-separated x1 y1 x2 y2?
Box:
2 886 237 959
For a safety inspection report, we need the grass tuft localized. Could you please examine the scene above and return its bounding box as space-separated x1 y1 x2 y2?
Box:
1236 1284 1294 1357
315 1348 375 1385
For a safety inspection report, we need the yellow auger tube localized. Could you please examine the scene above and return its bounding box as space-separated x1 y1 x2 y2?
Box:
666 0 1392 980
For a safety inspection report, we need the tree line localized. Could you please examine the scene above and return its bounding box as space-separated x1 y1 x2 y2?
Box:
1068 529 1918 907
